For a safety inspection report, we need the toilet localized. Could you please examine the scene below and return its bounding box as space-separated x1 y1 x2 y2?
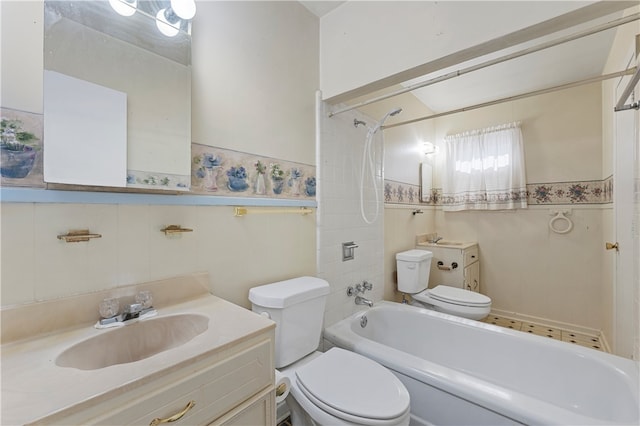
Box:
249 277 411 426
396 249 491 320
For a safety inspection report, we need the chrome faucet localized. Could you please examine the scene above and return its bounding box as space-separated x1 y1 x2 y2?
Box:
429 236 443 244
355 295 373 307
98 291 155 325
347 280 374 307
122 303 145 321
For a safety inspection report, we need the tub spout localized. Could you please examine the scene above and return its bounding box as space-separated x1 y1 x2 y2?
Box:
355 295 373 307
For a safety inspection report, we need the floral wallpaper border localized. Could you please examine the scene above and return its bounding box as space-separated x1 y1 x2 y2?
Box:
385 176 614 206
1 108 45 188
126 170 190 191
0 107 317 200
191 143 316 199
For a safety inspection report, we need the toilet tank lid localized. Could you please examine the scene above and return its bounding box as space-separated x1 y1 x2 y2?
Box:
396 249 432 261
249 276 330 308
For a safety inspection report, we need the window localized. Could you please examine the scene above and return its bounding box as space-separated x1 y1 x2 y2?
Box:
441 122 527 211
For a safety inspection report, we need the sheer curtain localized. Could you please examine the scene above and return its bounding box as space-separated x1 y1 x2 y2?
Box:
442 122 527 211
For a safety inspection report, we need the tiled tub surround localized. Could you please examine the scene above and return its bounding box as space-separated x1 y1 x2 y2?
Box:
316 97 386 327
1 273 275 425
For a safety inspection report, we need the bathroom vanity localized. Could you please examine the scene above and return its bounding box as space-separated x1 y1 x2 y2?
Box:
416 236 480 292
1 274 276 425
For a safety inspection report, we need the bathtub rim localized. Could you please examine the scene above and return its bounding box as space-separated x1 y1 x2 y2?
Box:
324 301 640 426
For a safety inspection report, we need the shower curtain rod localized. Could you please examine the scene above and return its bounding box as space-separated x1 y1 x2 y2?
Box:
382 68 637 129
328 12 640 118
614 65 640 111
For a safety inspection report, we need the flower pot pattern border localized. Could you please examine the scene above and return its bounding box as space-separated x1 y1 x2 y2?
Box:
191 143 316 200
1 108 44 188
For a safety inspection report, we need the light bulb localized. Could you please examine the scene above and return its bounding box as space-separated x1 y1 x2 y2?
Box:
170 0 196 20
109 0 137 17
156 8 180 37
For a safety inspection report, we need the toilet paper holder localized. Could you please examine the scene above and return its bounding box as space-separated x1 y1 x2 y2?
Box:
276 382 287 397
437 261 458 271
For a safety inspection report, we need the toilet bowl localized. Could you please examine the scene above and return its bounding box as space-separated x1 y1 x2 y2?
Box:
396 249 492 320
279 349 411 426
249 277 411 426
411 285 491 321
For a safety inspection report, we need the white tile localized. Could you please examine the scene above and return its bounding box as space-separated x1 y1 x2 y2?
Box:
1 203 36 305
83 204 118 293
147 205 198 282
33 204 91 300
117 204 151 286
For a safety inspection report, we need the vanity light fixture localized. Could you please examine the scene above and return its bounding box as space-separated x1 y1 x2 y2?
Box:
108 0 137 17
156 8 181 37
108 0 197 37
171 0 197 20
156 0 197 37
422 141 438 156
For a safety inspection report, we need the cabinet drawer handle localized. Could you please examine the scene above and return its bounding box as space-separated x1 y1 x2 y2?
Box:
150 400 196 426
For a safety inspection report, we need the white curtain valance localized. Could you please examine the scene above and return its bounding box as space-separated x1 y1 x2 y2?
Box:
442 122 527 211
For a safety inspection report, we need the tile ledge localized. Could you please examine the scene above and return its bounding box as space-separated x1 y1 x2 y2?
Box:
1 272 210 344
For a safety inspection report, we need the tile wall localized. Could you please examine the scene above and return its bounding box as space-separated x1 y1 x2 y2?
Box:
317 96 385 327
1 202 316 308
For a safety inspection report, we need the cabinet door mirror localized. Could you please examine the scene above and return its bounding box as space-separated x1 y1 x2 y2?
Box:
43 0 192 190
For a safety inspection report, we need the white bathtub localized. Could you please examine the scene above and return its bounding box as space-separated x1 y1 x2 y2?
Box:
324 301 639 426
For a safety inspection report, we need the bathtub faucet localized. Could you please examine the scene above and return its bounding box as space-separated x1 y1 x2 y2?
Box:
347 281 374 307
355 295 373 307
347 281 373 296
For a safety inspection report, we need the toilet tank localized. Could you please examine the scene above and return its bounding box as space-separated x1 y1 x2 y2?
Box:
396 249 433 293
249 277 330 368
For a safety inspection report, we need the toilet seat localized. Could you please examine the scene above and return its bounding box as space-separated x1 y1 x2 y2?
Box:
428 285 491 307
412 285 491 321
294 348 410 425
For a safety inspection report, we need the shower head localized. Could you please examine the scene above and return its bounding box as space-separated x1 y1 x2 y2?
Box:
380 107 402 124
389 107 402 117
371 107 403 133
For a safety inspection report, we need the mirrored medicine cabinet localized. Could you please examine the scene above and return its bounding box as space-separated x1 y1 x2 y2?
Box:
43 0 192 191
420 162 433 203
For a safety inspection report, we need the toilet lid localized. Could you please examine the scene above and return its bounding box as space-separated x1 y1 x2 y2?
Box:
295 348 409 422
429 285 491 307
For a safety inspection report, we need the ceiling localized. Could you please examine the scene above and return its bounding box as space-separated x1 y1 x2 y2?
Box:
300 1 636 115
299 1 345 18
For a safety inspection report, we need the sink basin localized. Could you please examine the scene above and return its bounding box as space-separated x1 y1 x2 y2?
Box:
56 314 209 370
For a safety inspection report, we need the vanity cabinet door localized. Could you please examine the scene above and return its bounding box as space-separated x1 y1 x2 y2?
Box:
218 389 276 426
424 244 480 290
57 334 274 426
428 247 464 288
464 261 480 293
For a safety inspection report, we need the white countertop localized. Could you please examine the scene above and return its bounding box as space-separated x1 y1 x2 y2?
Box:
416 241 477 250
1 291 274 425
414 234 477 250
